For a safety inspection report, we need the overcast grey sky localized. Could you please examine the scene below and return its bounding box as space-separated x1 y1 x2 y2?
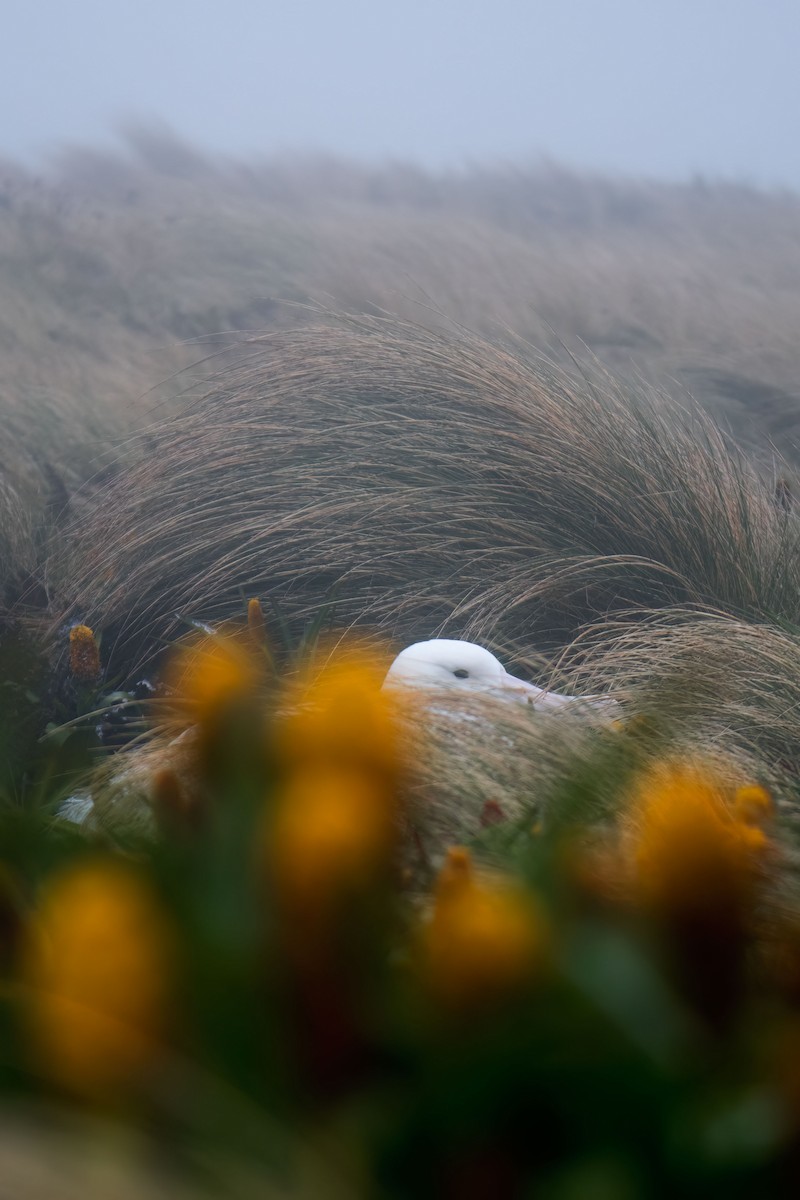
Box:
2 0 798 185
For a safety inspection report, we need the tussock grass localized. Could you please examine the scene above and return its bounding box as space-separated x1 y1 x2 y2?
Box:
57 318 800 677
37 135 800 440
0 470 34 608
4 136 800 607
563 610 800 802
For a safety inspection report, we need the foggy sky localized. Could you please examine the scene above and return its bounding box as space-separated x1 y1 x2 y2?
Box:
2 0 798 186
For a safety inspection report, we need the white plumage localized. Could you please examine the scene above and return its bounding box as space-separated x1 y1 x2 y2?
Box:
383 638 618 716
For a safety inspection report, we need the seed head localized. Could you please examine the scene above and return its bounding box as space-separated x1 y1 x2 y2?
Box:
69 624 101 682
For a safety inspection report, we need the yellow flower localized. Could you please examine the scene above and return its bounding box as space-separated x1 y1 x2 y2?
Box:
264 649 405 943
422 848 546 1012
631 760 768 912
628 761 775 1021
734 784 774 827
271 767 395 916
168 633 259 725
23 861 172 1097
68 624 100 682
247 597 267 649
279 651 400 780
632 763 763 895
436 846 473 896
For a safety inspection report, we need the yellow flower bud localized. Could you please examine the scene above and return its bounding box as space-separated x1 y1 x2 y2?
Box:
271 767 395 916
168 633 259 725
734 784 774 827
279 652 400 780
23 862 172 1097
68 624 101 682
631 761 768 914
436 846 473 896
247 597 267 649
628 761 770 1028
422 848 545 1012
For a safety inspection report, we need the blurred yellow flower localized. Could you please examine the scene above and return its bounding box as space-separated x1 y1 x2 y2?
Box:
734 784 774 827
265 648 405 942
435 846 473 895
68 624 100 682
422 848 546 1012
168 633 259 725
271 767 395 916
279 652 400 780
23 861 172 1097
247 597 267 649
630 760 768 913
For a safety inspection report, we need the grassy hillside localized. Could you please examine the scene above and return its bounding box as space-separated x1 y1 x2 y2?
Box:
55 318 800 666
2 130 800 604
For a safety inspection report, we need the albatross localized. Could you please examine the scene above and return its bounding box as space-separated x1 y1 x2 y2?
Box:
383 638 618 716
58 637 618 831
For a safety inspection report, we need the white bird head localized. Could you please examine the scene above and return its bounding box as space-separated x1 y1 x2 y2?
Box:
383 638 620 717
382 638 544 702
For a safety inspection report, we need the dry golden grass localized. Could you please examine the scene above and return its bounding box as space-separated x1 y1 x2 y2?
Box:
2 136 800 564
564 612 800 801
0 135 798 606
55 317 800 679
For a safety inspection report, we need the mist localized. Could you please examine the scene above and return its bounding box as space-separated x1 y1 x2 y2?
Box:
2 0 799 185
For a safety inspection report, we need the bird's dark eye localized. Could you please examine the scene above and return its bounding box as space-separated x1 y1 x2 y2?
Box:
453 668 469 679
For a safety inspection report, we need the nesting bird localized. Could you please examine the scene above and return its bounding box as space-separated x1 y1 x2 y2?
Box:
383 638 619 716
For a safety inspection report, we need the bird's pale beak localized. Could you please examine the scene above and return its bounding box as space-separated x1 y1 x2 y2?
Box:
498 671 547 704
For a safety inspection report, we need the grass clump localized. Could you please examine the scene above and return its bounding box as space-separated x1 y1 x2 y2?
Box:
56 318 800 679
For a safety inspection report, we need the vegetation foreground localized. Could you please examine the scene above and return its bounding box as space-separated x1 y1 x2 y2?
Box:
4 627 800 1197
4 137 800 1193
